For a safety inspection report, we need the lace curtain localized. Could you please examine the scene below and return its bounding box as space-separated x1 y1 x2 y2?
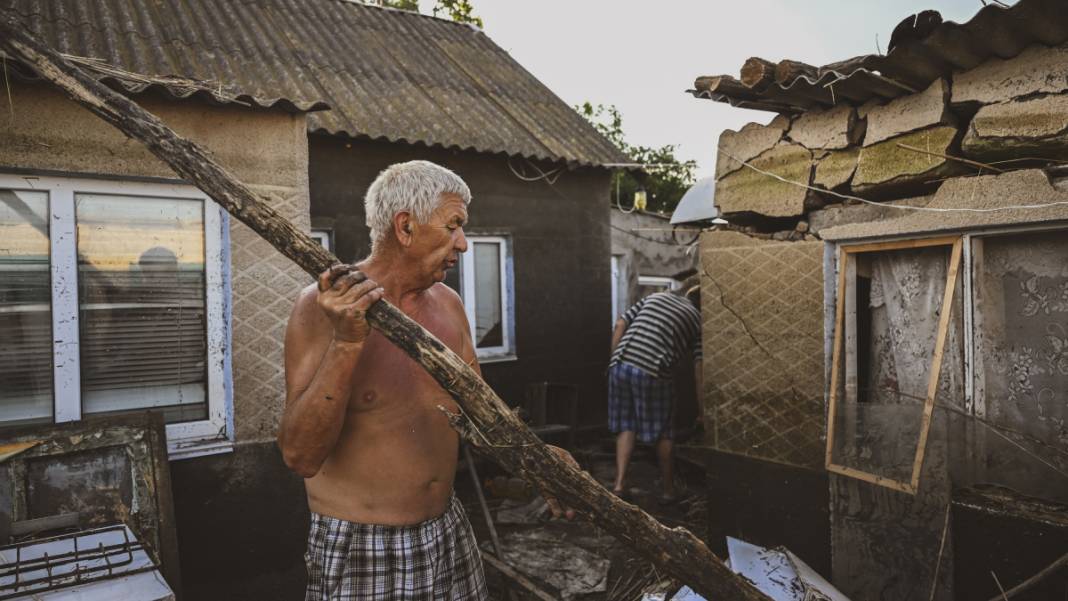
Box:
833 245 963 484
975 231 1068 501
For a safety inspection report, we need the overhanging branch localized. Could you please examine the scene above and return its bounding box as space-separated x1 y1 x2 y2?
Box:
0 16 769 601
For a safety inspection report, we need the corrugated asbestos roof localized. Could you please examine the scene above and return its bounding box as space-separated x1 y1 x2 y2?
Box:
2 0 629 167
690 0 1068 114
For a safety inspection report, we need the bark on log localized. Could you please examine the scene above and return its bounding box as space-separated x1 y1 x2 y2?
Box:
740 57 777 90
0 16 770 601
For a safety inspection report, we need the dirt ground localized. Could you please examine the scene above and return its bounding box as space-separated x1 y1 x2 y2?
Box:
455 438 708 601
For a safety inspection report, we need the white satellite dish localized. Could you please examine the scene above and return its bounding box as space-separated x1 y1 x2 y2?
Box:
670 176 726 225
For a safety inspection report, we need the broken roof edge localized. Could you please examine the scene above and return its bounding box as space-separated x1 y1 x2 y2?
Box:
688 0 1068 114
4 53 331 115
821 169 1068 242
309 129 629 171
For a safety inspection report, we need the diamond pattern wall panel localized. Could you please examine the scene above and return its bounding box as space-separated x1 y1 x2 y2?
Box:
231 186 311 442
700 233 826 469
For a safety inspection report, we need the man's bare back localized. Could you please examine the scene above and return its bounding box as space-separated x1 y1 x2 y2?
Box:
286 280 471 525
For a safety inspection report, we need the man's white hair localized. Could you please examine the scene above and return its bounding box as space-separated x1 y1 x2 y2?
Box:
364 160 472 246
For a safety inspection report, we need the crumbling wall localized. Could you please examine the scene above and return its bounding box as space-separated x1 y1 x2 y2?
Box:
713 43 1068 225
703 39 1068 601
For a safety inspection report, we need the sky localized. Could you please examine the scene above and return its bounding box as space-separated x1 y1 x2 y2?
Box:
423 0 1003 179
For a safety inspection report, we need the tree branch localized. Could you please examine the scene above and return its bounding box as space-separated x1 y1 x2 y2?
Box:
0 16 769 600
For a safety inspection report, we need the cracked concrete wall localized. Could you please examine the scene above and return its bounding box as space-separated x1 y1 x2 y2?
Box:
0 82 311 443
699 230 825 469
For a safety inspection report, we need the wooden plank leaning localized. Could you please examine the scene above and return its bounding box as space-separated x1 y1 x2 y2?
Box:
0 15 771 601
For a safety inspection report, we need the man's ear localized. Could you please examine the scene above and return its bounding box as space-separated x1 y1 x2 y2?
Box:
393 212 414 247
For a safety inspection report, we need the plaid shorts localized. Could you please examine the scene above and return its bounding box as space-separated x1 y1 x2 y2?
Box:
304 494 488 601
608 362 674 443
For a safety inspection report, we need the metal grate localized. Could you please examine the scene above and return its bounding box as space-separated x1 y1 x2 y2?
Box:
0 524 158 599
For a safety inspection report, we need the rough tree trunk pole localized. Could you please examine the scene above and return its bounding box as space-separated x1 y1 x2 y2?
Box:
0 17 769 601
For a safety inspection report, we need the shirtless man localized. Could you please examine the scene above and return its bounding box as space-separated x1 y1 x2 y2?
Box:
279 161 570 600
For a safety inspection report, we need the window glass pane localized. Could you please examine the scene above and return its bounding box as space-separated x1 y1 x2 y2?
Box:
831 245 963 483
0 190 52 425
473 242 503 349
76 194 208 424
974 231 1068 502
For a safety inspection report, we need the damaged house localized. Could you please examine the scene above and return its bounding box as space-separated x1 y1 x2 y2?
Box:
0 1 626 598
688 0 1068 599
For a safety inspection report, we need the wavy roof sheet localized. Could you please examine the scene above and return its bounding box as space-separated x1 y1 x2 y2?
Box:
3 0 628 167
690 0 1068 114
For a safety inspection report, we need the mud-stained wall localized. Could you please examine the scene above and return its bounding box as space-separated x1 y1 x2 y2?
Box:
699 231 825 469
0 82 311 443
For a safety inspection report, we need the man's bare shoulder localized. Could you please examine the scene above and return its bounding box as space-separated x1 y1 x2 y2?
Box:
287 283 331 342
430 282 463 306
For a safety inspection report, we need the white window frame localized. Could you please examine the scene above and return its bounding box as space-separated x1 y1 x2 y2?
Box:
637 275 680 291
0 173 232 459
310 228 333 253
610 255 622 321
459 236 515 363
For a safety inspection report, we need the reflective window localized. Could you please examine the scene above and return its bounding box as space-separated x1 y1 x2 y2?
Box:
0 189 52 425
449 236 513 360
473 242 503 349
76 194 208 423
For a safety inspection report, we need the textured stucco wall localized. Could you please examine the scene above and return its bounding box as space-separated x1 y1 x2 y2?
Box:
699 230 826 469
0 82 311 443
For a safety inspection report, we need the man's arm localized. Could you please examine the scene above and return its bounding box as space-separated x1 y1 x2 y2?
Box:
278 266 383 478
610 317 627 353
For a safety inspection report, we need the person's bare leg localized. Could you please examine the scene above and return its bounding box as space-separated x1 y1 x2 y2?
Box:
613 431 636 493
656 437 675 497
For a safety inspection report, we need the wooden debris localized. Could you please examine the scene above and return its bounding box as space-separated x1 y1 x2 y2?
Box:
481 552 557 601
715 142 813 217
983 552 1068 601
863 79 951 146
740 57 778 89
0 15 770 601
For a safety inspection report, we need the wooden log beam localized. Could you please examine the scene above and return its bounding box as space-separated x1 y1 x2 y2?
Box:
739 57 777 89
0 15 770 601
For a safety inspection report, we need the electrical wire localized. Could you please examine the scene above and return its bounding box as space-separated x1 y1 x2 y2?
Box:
614 171 637 214
719 146 1068 214
506 157 562 184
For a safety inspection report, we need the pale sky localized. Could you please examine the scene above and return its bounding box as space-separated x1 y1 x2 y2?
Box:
426 0 1002 178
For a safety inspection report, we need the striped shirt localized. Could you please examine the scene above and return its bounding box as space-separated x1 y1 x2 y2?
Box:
610 292 702 379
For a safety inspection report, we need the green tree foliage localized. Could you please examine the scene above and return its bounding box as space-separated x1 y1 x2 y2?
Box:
370 0 483 28
577 102 696 215
371 0 420 10
433 0 484 28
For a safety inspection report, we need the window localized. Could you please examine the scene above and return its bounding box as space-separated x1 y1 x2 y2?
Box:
827 237 962 494
443 236 515 362
637 275 678 299
0 174 231 459
828 228 1068 501
310 228 333 252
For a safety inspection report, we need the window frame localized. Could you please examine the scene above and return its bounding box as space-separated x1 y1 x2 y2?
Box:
826 235 963 495
459 235 516 363
0 173 233 460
